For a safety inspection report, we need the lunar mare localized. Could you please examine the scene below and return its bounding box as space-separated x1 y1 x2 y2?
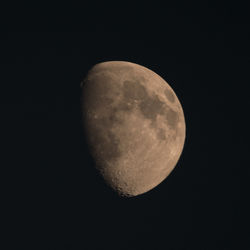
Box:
81 61 186 197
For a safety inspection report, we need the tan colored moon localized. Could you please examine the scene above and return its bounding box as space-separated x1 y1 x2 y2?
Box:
81 61 186 197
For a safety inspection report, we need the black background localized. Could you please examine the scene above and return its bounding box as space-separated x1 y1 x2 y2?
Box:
1 3 250 250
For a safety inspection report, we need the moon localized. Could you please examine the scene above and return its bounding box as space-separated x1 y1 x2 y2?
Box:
81 61 186 197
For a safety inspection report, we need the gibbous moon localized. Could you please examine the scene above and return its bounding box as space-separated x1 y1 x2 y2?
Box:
81 61 186 197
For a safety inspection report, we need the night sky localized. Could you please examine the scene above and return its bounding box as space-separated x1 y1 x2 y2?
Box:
1 3 249 250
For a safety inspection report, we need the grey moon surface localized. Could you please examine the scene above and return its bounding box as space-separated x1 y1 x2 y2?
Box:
81 61 186 197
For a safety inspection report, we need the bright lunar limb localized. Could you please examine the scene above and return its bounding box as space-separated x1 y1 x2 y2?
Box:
81 61 186 197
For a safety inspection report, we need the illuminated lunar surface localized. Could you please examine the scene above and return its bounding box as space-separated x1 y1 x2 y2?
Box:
81 61 186 197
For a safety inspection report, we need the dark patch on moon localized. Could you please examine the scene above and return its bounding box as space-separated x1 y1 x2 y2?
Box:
165 108 179 129
164 88 175 103
157 128 166 140
122 79 178 130
139 96 165 121
123 80 148 101
123 80 166 122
